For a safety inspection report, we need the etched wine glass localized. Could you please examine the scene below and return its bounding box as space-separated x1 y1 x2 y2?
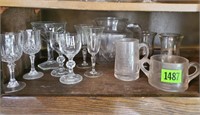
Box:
83 26 104 78
74 24 93 69
1 32 26 93
59 33 83 84
31 21 66 70
22 29 44 80
49 32 68 77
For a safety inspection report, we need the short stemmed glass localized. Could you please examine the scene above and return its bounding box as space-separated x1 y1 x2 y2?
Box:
22 29 44 80
50 32 68 77
1 32 26 93
83 26 104 78
59 33 83 84
74 24 93 69
31 21 66 70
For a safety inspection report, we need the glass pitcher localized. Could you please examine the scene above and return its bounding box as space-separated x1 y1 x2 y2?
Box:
94 17 142 63
94 17 142 38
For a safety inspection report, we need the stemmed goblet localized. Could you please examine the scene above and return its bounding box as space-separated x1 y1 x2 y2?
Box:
31 21 66 70
83 26 104 78
74 24 93 69
49 32 68 77
59 33 83 84
1 32 26 93
21 29 44 80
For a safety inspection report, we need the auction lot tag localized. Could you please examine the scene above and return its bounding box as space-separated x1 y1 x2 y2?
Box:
161 69 182 83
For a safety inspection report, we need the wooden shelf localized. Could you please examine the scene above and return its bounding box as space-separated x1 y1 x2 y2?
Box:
0 0 199 12
1 97 200 114
1 56 200 114
2 55 199 97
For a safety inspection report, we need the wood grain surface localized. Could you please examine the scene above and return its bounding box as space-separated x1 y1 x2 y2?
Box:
2 56 199 97
0 0 199 12
1 96 200 114
1 54 200 114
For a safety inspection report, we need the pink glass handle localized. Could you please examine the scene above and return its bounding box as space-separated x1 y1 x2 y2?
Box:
188 62 200 83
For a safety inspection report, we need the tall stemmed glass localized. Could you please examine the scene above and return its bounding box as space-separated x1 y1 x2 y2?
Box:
74 24 93 69
31 21 66 70
83 26 104 78
50 32 68 77
1 32 26 93
22 29 44 80
59 33 83 84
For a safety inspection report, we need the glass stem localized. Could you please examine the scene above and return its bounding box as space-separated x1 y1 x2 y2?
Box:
66 58 75 78
7 63 19 88
47 43 54 60
82 46 88 64
91 55 96 73
30 55 36 72
57 54 65 68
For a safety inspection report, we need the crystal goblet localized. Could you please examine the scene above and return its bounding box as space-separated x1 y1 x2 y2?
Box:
1 32 26 93
50 32 68 77
22 29 44 80
59 33 83 84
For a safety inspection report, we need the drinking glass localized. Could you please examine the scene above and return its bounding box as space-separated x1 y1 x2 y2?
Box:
1 32 26 93
59 33 83 84
74 24 93 69
31 21 66 70
159 33 184 55
83 26 104 78
50 32 68 77
140 31 157 56
22 29 44 80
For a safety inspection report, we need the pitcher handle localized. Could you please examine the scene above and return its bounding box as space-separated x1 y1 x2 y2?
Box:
127 23 142 38
139 43 149 59
140 58 150 78
188 62 200 83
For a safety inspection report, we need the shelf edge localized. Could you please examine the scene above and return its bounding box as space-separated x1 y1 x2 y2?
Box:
0 1 199 12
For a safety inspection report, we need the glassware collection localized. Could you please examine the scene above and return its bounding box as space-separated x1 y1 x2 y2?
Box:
1 16 199 93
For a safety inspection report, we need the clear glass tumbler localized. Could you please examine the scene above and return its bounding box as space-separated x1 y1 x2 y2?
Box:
159 33 184 56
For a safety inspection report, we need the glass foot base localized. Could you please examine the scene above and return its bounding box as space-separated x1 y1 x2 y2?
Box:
59 74 83 85
76 63 91 69
4 81 26 93
51 68 68 77
38 60 59 70
84 70 103 78
23 72 44 80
